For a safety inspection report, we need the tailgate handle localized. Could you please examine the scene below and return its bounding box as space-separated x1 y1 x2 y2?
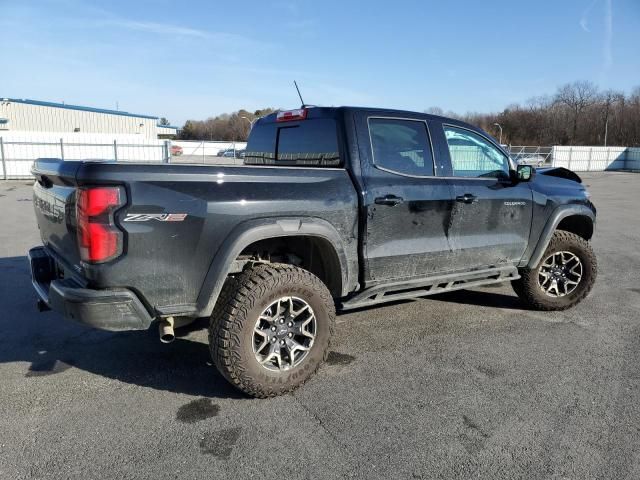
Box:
37 175 53 188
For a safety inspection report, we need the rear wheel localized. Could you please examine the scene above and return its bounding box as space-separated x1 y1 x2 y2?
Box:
209 263 335 398
512 230 597 311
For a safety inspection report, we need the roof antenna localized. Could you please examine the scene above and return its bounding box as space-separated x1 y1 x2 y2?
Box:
294 80 305 107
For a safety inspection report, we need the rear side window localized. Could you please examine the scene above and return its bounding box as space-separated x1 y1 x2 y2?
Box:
244 119 340 167
368 118 434 176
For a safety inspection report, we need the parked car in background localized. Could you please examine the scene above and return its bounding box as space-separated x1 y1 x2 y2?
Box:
508 147 553 168
219 148 245 159
221 149 236 158
217 148 234 157
170 145 183 156
515 155 547 167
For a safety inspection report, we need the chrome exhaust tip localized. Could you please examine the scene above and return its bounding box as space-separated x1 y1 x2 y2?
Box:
159 317 175 344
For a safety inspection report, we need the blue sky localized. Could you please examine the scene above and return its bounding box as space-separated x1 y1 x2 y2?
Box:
1 0 639 125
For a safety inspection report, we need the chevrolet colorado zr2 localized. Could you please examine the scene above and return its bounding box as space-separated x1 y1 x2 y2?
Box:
29 106 597 397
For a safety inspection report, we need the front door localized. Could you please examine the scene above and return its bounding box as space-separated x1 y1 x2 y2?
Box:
355 114 454 284
438 124 533 271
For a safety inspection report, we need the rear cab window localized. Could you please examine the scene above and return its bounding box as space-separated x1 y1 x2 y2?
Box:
245 115 341 167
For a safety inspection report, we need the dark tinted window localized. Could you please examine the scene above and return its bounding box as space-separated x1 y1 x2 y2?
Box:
245 119 340 167
368 118 434 176
244 123 276 164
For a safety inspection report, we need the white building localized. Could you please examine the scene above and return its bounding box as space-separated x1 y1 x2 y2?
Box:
0 98 178 139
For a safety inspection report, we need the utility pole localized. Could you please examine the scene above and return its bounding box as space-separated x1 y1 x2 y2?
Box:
604 118 608 147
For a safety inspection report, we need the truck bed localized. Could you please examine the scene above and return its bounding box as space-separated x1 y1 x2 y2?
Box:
31 158 359 318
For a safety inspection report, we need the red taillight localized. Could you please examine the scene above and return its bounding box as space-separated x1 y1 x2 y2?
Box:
76 187 125 263
276 108 307 122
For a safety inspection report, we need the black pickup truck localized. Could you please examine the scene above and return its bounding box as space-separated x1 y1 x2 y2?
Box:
29 106 597 397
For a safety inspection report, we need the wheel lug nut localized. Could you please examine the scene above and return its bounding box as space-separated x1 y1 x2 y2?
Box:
288 322 293 327
280 340 285 345
271 337 276 343
280 319 285 324
288 332 293 338
271 326 276 331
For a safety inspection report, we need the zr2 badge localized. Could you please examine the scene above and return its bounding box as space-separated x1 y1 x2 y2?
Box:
124 213 188 222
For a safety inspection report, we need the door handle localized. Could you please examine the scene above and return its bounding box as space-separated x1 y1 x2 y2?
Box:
374 195 404 206
456 193 477 204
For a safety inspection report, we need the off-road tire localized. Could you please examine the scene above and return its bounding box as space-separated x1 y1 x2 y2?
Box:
209 263 335 398
210 275 239 326
512 230 597 311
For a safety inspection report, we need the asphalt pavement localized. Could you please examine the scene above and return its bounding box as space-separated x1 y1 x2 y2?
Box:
0 172 638 479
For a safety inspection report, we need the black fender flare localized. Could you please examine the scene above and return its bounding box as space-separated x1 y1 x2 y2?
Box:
525 205 596 269
194 217 356 317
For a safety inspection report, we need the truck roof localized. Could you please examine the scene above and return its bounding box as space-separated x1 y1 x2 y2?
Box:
257 106 482 134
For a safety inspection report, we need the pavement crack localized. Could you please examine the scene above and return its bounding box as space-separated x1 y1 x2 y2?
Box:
292 394 346 450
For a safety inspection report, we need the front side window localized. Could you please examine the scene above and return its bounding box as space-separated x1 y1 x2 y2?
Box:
369 118 434 176
443 126 510 178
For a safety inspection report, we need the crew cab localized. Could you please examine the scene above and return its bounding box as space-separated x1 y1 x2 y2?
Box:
29 106 597 397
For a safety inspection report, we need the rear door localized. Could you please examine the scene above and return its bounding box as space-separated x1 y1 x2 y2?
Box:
354 112 454 284
433 123 533 270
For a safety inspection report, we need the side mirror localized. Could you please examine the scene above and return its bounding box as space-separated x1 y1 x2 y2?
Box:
516 164 535 182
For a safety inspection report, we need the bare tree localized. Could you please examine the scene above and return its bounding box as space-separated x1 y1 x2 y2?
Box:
424 106 444 115
555 81 598 144
453 82 640 146
597 90 619 145
179 84 640 146
178 108 276 141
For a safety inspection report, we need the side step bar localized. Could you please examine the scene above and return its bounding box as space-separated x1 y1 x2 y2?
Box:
340 266 519 311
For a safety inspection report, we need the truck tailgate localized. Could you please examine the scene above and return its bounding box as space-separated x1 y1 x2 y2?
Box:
32 158 83 268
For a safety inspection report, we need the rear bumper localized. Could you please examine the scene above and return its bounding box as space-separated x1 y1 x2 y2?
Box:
28 246 154 331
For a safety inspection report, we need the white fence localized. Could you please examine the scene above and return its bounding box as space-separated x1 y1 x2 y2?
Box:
0 134 248 179
551 146 640 171
0 132 170 179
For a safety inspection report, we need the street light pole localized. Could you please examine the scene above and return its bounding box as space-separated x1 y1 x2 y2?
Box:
604 118 608 147
240 116 254 145
240 116 254 128
493 123 503 144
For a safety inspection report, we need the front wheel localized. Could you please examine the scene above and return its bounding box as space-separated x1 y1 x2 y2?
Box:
209 263 335 398
512 230 597 311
